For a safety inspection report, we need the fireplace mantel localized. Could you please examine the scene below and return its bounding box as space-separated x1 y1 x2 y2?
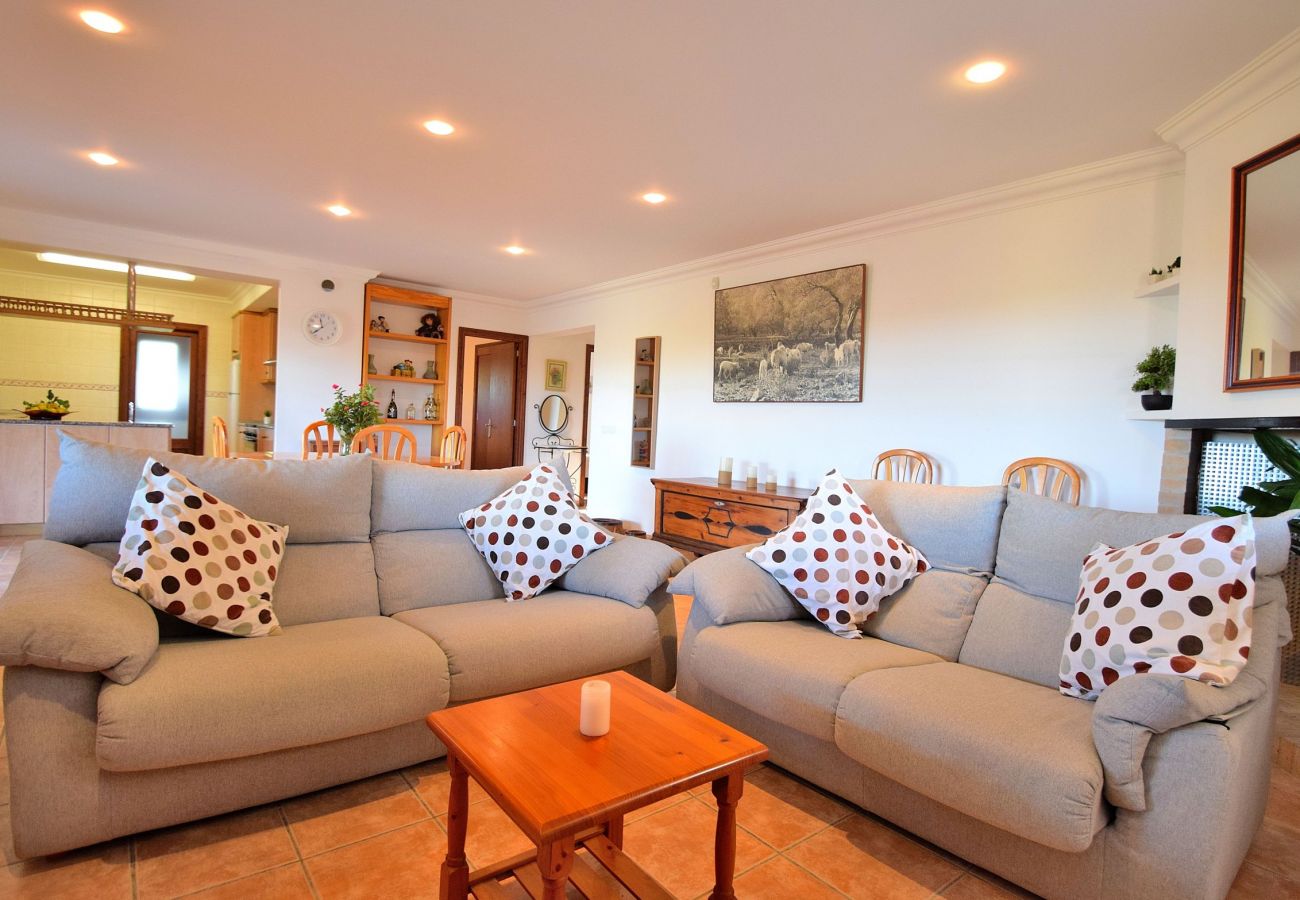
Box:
1164 416 1300 431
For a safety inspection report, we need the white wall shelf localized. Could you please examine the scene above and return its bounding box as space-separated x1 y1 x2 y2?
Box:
1134 274 1180 300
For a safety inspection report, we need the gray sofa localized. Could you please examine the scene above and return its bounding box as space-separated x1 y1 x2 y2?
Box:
0 435 682 858
672 480 1294 900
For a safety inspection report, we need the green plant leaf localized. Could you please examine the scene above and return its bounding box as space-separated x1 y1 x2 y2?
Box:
1209 505 1244 517
1255 429 1300 479
1239 485 1289 516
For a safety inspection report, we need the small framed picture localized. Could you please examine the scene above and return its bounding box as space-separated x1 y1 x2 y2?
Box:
545 359 568 391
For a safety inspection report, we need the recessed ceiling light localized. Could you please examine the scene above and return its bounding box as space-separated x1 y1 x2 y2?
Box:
641 192 667 205
326 204 352 217
37 252 195 281
964 60 1007 84
503 245 527 256
87 151 119 166
423 119 456 136
79 10 125 33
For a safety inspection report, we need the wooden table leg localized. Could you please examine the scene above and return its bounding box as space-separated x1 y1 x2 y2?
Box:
709 773 743 900
537 836 575 900
440 754 470 900
605 814 624 849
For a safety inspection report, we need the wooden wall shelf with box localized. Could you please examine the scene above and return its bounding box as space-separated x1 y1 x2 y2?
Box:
631 336 660 468
650 476 813 556
361 283 452 440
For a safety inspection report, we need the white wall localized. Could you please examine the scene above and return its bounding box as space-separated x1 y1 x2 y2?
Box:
531 171 1185 529
523 330 594 476
1172 79 1300 413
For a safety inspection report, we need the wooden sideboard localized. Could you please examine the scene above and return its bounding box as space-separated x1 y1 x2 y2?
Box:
651 476 814 555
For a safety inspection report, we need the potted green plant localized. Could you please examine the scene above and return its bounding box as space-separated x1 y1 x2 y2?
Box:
262 409 273 426
1132 344 1176 411
1210 429 1300 555
322 383 382 454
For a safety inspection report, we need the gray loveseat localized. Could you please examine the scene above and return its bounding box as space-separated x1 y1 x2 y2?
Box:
0 435 682 858
671 481 1294 900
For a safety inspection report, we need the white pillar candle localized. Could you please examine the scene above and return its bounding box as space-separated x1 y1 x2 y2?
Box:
720 456 733 472
579 679 611 737
747 465 757 477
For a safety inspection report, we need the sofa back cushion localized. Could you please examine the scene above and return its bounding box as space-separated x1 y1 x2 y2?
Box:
45 434 373 546
846 480 1006 577
373 530 504 614
958 582 1075 687
862 570 989 661
273 543 381 624
370 462 536 533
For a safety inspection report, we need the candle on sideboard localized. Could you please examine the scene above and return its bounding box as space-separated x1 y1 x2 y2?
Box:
745 465 758 490
765 472 777 492
718 456 733 486
579 679 611 737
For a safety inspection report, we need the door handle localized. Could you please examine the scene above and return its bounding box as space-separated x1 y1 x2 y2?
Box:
485 420 493 438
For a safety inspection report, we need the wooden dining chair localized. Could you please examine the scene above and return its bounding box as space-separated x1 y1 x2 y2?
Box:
351 424 418 462
301 420 339 459
1002 456 1083 505
211 416 229 458
438 425 467 469
872 448 936 484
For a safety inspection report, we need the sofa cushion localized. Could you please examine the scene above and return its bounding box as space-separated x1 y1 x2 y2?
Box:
1061 515 1257 700
847 480 1007 577
370 462 533 533
688 620 942 740
45 433 373 546
392 590 659 702
668 545 803 626
958 582 1073 688
273 543 381 625
96 616 448 771
862 570 989 661
373 530 504 614
111 459 285 638
993 490 1208 604
557 535 687 608
835 662 1107 853
747 470 928 638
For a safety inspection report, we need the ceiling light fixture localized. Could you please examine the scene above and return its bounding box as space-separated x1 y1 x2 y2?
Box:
641 192 667 205
79 10 125 33
37 252 196 281
503 245 527 256
423 119 456 136
964 60 1007 84
326 204 352 217
87 151 119 166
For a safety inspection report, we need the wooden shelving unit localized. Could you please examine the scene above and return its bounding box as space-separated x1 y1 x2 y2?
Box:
362 283 452 451
631 336 660 468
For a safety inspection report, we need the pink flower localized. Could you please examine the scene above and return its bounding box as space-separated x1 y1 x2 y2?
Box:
332 384 339 389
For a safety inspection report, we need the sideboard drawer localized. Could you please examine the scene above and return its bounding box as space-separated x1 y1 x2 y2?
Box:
659 490 794 549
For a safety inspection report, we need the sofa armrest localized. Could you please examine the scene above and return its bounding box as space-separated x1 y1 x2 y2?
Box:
1092 575 1286 811
557 535 686 607
0 540 158 684
668 545 801 626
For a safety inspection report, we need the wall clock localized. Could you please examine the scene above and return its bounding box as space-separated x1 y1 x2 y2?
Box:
302 310 341 345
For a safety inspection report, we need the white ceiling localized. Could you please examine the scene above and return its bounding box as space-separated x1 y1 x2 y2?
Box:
1 2 1296 301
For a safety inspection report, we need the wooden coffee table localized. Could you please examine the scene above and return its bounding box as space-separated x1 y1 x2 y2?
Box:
425 670 769 899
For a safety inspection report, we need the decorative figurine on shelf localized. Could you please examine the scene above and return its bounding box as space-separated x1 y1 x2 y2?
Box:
423 359 439 381
390 359 415 378
370 315 390 333
404 401 417 420
639 346 650 361
367 353 378 375
422 394 435 420
637 440 649 461
415 311 444 339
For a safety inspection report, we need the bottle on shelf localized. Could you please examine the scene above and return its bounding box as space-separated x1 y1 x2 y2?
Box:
386 390 398 420
422 394 435 420
431 392 440 421
404 401 417 420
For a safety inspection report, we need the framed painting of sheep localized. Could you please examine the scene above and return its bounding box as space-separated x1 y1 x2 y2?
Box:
713 264 865 402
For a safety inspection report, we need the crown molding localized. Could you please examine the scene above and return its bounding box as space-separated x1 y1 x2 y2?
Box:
530 145 1184 309
1157 28 1300 151
0 204 380 282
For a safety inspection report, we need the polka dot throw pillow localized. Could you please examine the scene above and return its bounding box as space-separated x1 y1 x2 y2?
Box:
111 458 287 637
745 469 929 638
459 464 613 601
1059 514 1256 700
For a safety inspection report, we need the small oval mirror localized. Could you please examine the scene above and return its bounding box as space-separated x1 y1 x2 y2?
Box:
539 394 569 435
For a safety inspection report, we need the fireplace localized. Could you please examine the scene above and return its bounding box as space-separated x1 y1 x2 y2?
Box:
1157 417 1300 686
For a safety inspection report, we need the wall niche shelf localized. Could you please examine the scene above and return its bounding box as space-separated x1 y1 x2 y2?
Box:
1134 274 1180 300
631 336 661 468
361 282 452 450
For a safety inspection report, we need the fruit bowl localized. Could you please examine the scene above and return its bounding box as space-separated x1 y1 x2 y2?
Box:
17 409 73 420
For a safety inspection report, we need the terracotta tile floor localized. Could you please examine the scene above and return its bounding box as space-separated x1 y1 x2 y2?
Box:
0 536 1296 898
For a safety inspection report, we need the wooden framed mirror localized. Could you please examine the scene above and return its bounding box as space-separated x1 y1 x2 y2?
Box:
1225 132 1300 391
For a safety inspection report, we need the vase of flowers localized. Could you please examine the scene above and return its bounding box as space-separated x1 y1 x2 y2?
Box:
322 383 382 454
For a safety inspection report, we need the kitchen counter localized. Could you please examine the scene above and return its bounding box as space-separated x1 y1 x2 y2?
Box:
0 418 172 427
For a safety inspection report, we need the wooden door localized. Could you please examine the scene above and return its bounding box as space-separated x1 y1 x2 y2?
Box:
119 323 207 454
472 341 518 469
